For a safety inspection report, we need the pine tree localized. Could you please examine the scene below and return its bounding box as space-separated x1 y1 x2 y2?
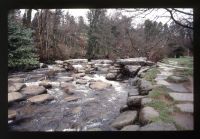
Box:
8 15 39 71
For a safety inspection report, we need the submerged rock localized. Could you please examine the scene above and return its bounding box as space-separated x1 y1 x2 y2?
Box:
111 111 137 129
8 77 24 83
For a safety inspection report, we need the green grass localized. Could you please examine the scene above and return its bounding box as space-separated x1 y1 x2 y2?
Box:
146 86 175 123
143 67 160 85
148 85 168 98
146 99 174 123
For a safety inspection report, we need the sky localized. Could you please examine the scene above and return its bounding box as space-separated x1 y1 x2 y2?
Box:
20 8 193 27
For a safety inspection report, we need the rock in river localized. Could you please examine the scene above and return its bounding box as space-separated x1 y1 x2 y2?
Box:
111 111 137 129
8 92 25 103
27 94 54 104
89 81 112 90
8 83 26 92
20 85 47 96
64 96 80 102
76 79 88 84
39 81 52 89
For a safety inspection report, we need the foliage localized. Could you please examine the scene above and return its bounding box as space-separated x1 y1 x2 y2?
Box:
8 15 39 70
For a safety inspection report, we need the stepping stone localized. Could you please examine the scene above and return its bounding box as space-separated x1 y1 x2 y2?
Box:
8 83 26 92
121 125 140 131
139 121 177 131
176 103 193 113
89 81 112 90
27 94 54 104
172 112 193 130
64 96 80 102
8 110 17 120
169 92 193 102
8 77 24 83
76 79 87 84
20 85 47 96
8 92 25 103
167 76 188 83
111 111 137 129
166 83 189 93
139 106 159 124
58 77 74 82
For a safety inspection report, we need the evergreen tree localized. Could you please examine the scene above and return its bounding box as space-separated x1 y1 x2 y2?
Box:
8 15 39 71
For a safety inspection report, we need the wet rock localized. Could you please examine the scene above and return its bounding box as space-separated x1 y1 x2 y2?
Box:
167 75 188 83
8 77 24 83
116 57 147 65
139 121 177 131
127 96 145 109
40 63 48 68
39 81 52 89
106 73 118 80
120 105 129 113
97 67 109 73
138 79 153 95
58 77 74 82
74 73 85 78
8 92 25 103
55 60 64 65
121 125 140 131
20 85 47 96
124 65 141 77
60 83 75 89
77 69 86 73
145 61 155 66
139 106 159 124
87 128 102 131
64 96 80 102
137 66 150 77
89 81 112 90
141 98 153 106
76 79 88 84
27 94 54 104
128 88 139 97
169 92 193 102
8 83 26 92
130 77 141 86
176 103 193 113
64 59 88 64
91 59 113 64
111 111 138 129
8 110 17 120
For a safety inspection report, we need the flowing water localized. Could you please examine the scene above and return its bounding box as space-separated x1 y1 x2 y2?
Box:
8 66 138 131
